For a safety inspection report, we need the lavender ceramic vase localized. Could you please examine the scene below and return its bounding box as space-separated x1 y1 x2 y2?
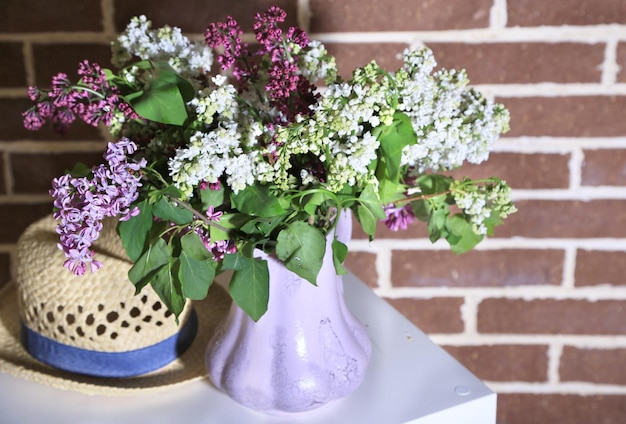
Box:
205 212 371 414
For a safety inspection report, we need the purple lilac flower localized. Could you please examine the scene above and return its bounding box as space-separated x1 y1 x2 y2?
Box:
193 226 237 262
204 6 318 124
383 204 415 231
51 138 146 275
22 61 138 135
205 205 223 221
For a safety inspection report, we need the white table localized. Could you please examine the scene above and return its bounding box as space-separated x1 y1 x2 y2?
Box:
0 274 495 424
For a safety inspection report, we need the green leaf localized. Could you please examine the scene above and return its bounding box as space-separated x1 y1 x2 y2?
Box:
230 184 286 217
301 190 335 215
378 178 407 205
445 214 484 254
150 257 186 319
118 200 153 262
355 185 386 239
122 62 193 125
152 197 194 225
427 205 449 243
483 212 504 236
200 185 225 209
411 199 431 222
68 162 92 178
376 111 416 181
228 257 269 321
332 237 349 275
178 250 215 300
128 237 170 292
276 222 326 285
416 174 453 195
180 232 212 260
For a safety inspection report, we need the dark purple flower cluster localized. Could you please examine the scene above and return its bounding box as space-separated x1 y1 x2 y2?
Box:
50 138 146 275
23 60 138 134
383 204 416 231
204 6 317 124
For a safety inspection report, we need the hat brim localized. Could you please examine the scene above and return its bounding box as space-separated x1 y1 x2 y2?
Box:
0 281 231 396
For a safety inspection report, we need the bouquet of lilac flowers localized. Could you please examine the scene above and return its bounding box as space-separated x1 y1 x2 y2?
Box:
23 6 515 321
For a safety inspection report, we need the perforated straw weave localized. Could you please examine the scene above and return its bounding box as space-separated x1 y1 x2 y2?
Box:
0 215 231 395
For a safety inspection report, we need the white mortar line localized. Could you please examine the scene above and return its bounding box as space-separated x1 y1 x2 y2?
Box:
561 247 577 289
430 334 626 347
486 382 626 395
1 152 12 195
2 24 626 43
547 343 563 384
510 187 626 200
568 147 584 189
351 237 626 251
22 41 34 87
0 33 114 43
101 0 116 36
476 83 626 97
308 26 626 43
601 38 619 85
374 286 626 301
460 295 479 334
494 137 626 151
0 194 51 204
489 0 508 29
0 141 106 152
374 247 393 290
297 0 311 31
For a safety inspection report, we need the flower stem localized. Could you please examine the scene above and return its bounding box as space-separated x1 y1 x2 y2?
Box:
164 193 231 234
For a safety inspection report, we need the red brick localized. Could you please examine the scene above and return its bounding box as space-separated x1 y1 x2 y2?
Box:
33 43 112 86
0 203 52 243
0 253 10 289
345 252 378 288
1 98 104 142
113 0 298 33
560 346 626 385
581 149 626 186
618 42 626 83
385 297 464 333
324 43 408 80
429 43 604 84
575 250 626 287
0 0 104 32
496 200 626 238
391 249 563 287
500 96 626 137
11 152 104 195
507 0 626 26
310 0 492 32
478 298 626 335
443 344 548 382
452 152 570 189
0 43 27 88
498 394 626 424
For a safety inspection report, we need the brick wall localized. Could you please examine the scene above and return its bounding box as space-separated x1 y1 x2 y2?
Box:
1 0 625 422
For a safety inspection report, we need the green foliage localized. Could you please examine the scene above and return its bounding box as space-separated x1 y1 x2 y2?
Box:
276 222 326 285
223 253 269 322
121 61 194 126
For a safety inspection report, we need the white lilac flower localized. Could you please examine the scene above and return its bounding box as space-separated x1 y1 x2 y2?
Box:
398 48 509 172
168 122 253 198
297 40 338 83
112 15 212 79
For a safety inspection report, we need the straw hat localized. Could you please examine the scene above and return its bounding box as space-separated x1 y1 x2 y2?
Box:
0 215 231 395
